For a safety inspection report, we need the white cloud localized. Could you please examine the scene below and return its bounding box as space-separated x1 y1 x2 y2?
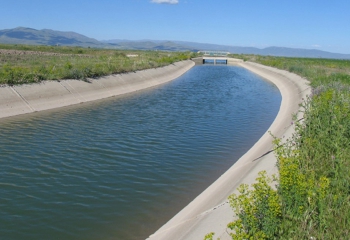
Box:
151 0 179 4
312 44 321 48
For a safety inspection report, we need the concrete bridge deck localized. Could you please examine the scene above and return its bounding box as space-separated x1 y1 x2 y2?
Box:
192 57 241 65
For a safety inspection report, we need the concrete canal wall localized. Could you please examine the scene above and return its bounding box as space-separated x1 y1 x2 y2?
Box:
0 60 195 119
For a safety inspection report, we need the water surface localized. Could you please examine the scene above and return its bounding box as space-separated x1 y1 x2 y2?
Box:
0 65 281 239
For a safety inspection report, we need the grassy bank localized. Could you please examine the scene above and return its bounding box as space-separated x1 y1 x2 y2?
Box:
211 56 350 239
0 44 197 85
229 54 350 87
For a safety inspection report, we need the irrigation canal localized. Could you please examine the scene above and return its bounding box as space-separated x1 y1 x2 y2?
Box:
0 65 281 240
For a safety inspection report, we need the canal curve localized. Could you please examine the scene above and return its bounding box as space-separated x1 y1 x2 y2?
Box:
0 65 281 240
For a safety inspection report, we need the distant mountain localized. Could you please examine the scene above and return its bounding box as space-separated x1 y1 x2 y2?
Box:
102 39 197 51
0 27 197 50
0 27 102 47
1 27 350 59
173 41 350 59
259 46 347 59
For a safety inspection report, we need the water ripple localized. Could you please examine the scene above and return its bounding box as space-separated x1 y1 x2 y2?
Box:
0 65 281 240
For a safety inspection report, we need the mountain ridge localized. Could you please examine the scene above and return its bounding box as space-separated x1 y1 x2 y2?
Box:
1 27 350 59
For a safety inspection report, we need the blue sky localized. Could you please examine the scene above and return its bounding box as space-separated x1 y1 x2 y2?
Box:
1 0 350 54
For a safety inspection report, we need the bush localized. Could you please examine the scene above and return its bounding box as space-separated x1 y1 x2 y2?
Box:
227 171 281 239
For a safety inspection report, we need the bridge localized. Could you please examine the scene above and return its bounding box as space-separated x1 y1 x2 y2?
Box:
198 51 230 57
193 51 231 65
192 57 229 65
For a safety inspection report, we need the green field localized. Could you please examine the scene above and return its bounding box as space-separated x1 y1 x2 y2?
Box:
229 54 350 87
0 44 197 85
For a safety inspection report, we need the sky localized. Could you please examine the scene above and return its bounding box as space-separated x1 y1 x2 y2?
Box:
1 0 350 54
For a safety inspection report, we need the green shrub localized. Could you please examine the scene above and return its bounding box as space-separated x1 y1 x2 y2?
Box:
227 171 281 239
224 84 349 239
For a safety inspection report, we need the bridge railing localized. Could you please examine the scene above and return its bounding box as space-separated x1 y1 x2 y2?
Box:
198 51 230 57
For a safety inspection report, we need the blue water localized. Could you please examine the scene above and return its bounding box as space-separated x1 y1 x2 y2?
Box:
0 65 281 240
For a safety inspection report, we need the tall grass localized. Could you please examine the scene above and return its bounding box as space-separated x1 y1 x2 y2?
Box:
207 56 350 239
273 83 350 239
0 44 197 85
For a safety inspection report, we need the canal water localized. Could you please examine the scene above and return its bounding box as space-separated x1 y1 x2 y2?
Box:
0 65 281 240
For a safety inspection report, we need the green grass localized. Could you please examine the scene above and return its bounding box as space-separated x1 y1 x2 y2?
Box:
274 83 350 239
209 55 350 240
0 43 197 85
229 54 350 87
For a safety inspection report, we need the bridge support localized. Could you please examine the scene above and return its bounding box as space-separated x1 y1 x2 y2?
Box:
202 58 227 65
192 57 228 65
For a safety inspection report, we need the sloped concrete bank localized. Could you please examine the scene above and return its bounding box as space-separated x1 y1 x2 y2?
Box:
148 59 311 240
0 60 195 119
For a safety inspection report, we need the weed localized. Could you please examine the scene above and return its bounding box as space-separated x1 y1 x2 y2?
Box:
228 171 281 239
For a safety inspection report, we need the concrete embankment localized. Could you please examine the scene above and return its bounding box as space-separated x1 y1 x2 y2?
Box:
0 60 194 119
148 59 311 240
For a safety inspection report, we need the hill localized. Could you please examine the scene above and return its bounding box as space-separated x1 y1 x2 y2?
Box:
173 41 350 59
1 27 350 59
0 27 102 47
102 39 197 51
